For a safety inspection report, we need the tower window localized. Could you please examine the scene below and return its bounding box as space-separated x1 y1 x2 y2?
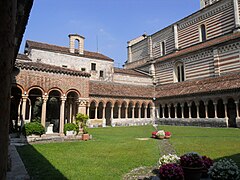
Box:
100 70 104 78
91 63 96 71
161 41 166 56
200 24 207 42
174 62 185 82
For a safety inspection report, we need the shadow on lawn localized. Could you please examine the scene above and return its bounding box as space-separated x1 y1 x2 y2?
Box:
214 153 240 168
17 144 67 179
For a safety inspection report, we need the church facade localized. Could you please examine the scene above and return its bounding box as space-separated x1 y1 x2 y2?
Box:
11 0 240 134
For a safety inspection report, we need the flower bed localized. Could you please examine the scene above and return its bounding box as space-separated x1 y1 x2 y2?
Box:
151 130 172 139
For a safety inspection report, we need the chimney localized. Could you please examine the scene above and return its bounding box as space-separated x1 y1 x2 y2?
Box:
68 34 85 55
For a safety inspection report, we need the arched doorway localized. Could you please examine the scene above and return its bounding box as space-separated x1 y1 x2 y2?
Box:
66 91 79 124
113 102 119 119
97 102 104 119
46 90 61 133
191 102 197 118
227 98 237 127
89 101 97 119
199 100 205 118
28 88 43 122
121 102 127 118
208 100 214 118
105 102 112 126
128 102 134 118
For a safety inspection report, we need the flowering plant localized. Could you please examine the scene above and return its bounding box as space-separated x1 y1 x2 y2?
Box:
165 131 171 136
152 131 158 138
159 163 184 180
180 152 204 168
208 158 239 180
158 154 180 167
156 130 165 137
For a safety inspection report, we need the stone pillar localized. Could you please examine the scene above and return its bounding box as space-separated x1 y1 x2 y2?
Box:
95 106 98 119
21 95 28 122
188 103 192 119
78 99 88 115
125 106 128 118
60 97 67 134
181 104 184 118
87 105 90 117
196 102 200 119
168 105 171 118
118 106 121 119
162 106 165 118
144 106 147 118
233 0 240 31
174 24 179 50
223 101 228 127
235 100 240 118
111 106 114 119
132 106 135 118
72 101 77 123
151 106 155 119
204 102 208 119
69 101 73 123
213 102 218 118
41 95 48 127
103 105 106 119
156 105 160 119
174 105 177 118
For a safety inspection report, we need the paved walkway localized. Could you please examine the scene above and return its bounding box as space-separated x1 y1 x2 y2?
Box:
6 145 29 180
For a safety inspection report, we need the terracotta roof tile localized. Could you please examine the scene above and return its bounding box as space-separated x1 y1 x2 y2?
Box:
156 71 240 98
114 68 151 77
26 40 114 62
15 61 91 77
90 81 154 98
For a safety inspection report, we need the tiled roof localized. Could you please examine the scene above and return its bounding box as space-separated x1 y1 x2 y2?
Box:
17 54 32 61
15 61 91 77
155 32 240 63
90 81 154 98
26 40 114 62
156 71 240 98
114 68 151 77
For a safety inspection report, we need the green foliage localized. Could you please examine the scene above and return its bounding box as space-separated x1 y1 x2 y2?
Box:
64 123 78 135
32 116 41 123
75 113 89 134
23 122 45 136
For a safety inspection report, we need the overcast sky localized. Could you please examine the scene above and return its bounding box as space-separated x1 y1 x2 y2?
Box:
20 0 200 67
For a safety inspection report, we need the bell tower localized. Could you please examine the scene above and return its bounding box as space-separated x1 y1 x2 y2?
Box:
200 0 220 9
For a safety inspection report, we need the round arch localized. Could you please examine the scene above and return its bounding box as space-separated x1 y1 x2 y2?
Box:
27 86 45 95
47 87 63 96
66 89 81 97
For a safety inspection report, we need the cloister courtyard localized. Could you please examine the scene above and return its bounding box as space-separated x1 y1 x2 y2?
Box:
16 125 240 179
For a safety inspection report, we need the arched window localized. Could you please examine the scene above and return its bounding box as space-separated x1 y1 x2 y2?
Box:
200 24 206 42
161 41 166 56
174 62 185 82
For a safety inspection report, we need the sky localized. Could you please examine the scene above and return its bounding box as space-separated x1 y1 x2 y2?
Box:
20 0 200 67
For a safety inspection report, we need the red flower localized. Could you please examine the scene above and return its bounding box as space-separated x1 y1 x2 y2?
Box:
152 131 158 138
165 131 171 136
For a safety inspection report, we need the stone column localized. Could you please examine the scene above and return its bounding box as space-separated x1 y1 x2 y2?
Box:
132 106 135 118
60 97 67 134
223 101 228 127
168 105 171 118
118 105 121 119
69 101 73 123
162 106 165 118
156 105 160 119
174 105 177 118
181 104 184 118
213 102 218 118
144 106 147 118
103 105 106 119
235 100 240 118
87 105 90 117
125 106 128 118
21 95 28 122
151 106 155 119
111 106 114 119
204 102 208 119
41 95 48 127
188 103 191 119
233 0 240 31
95 106 98 119
196 102 200 119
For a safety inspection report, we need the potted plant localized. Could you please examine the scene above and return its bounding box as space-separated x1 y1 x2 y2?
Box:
201 155 213 178
156 130 165 139
159 163 184 180
64 123 78 136
76 113 89 140
158 154 180 168
164 131 171 139
180 152 204 180
208 158 239 180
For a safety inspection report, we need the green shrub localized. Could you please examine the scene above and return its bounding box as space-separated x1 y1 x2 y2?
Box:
32 117 41 123
64 123 79 135
23 122 45 136
76 113 89 134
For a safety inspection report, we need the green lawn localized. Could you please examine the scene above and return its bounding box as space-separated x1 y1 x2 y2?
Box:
17 125 240 180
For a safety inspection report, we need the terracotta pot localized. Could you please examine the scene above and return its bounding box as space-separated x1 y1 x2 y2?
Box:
82 134 89 141
182 166 203 180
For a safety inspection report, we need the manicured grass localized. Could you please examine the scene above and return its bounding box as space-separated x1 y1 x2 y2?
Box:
17 125 240 179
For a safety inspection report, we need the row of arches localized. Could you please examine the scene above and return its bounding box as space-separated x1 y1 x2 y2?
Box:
87 100 154 126
10 86 83 134
156 97 240 127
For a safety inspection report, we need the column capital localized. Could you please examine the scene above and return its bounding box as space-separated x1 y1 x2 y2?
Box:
61 97 67 101
42 95 48 102
234 100 239 104
22 95 28 99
